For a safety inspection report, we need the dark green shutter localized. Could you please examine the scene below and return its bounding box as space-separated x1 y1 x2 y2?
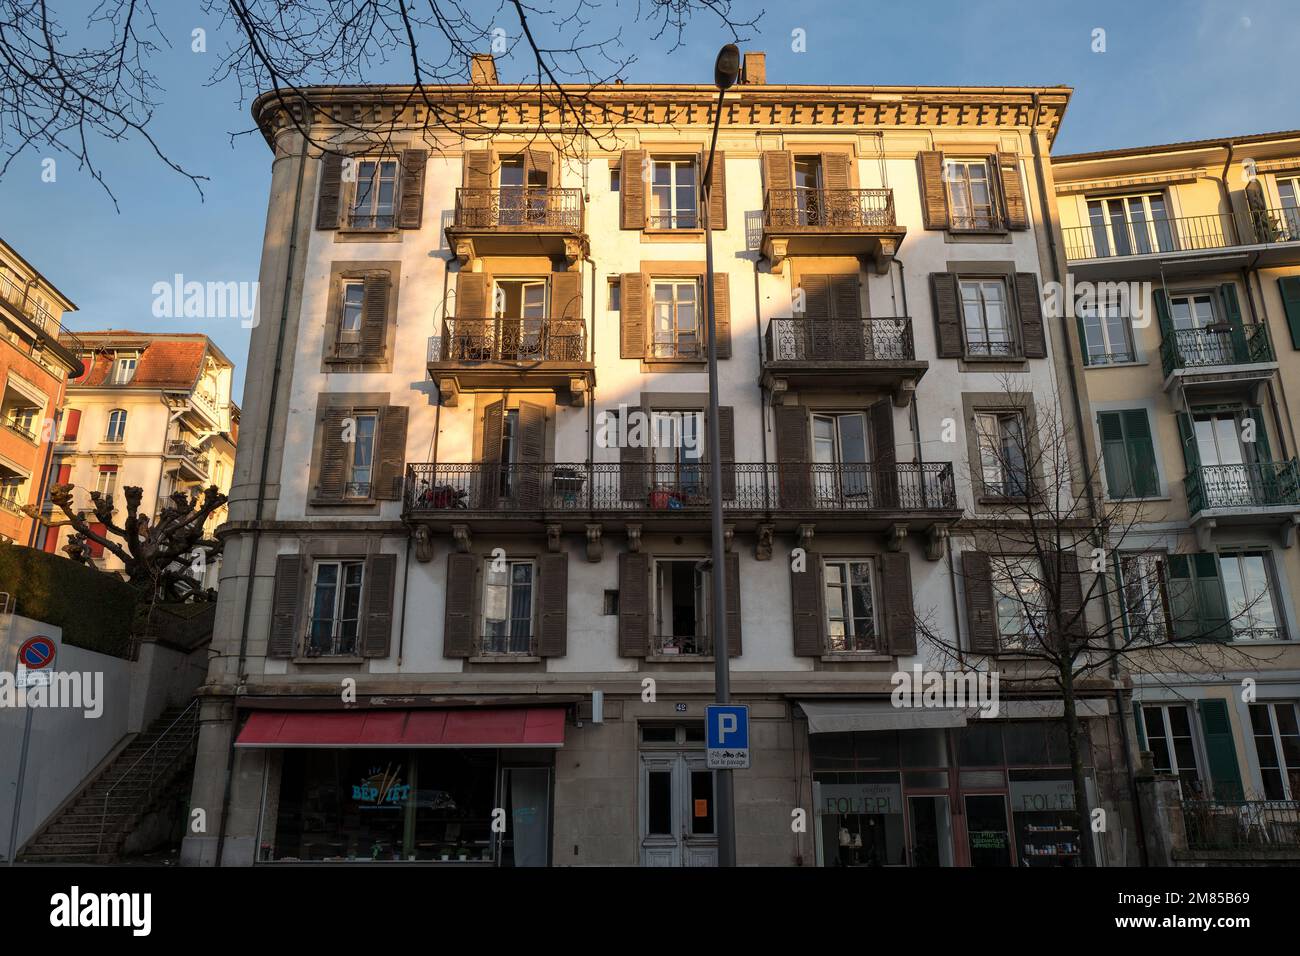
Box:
1176 412 1200 472
1219 283 1246 360
1098 411 1130 498
1132 700 1148 751
1278 276 1300 349
1196 699 1244 800
1192 553 1229 642
1246 407 1272 463
1167 554 1197 640
1153 289 1173 339
1122 409 1159 497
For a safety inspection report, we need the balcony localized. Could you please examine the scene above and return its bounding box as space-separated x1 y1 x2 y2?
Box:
761 316 927 405
1160 325 1277 395
0 270 83 364
166 439 210 481
761 188 905 273
1183 799 1300 854
427 317 593 406
445 187 587 265
1185 461 1300 544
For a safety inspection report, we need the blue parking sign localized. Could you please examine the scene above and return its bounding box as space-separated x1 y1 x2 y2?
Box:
706 704 750 769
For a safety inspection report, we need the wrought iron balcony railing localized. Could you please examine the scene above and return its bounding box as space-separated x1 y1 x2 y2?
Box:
764 317 915 363
653 632 711 657
452 187 584 231
405 461 958 514
764 188 896 230
1183 799 1300 850
2 415 39 442
0 270 83 354
433 317 586 363
1159 324 1274 376
1184 460 1300 514
1250 206 1300 245
1065 208 1300 261
0 494 26 516
166 439 209 474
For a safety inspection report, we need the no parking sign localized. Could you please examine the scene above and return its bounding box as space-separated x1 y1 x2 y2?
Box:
16 635 56 687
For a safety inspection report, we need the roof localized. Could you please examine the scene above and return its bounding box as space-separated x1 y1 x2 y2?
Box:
1054 128 1300 164
74 338 208 390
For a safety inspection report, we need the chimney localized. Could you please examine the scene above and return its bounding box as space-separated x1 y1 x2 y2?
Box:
741 51 766 85
470 53 499 85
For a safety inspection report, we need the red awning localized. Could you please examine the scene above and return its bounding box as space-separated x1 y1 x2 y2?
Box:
235 707 566 749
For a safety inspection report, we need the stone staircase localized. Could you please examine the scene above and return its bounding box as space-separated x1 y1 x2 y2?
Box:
18 701 200 864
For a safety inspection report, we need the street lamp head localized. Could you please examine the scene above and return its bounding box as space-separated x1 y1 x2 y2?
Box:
714 44 741 91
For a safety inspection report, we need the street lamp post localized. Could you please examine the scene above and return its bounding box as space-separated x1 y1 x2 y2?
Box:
702 43 740 868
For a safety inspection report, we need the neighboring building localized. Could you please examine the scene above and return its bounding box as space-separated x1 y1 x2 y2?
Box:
49 331 238 587
1054 132 1300 814
184 55 1137 868
0 238 83 545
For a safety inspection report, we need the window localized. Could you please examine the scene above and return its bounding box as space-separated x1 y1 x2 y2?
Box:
1166 553 1229 641
492 278 548 359
650 410 704 497
1079 294 1135 364
823 558 878 652
991 556 1045 651
610 166 621 192
1141 705 1203 796
5 406 38 441
481 558 535 654
105 409 127 442
307 560 364 655
649 158 698 229
650 279 700 358
0 475 23 509
1249 702 1300 800
654 558 710 655
1277 177 1300 239
348 157 398 229
496 407 520 499
1192 410 1249 469
346 412 377 499
812 412 870 501
607 279 621 311
793 156 824 226
603 590 620 615
339 280 365 343
1098 409 1159 499
111 354 137 385
1219 551 1283 641
975 411 1029 498
95 465 118 498
944 158 996 230
1119 552 1168 643
1086 194 1175 257
960 279 1014 356
1169 292 1233 365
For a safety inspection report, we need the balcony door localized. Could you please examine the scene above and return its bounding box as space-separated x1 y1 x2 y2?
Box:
1192 411 1274 508
813 412 870 504
1170 292 1233 365
494 279 548 360
1086 194 1176 257
650 410 704 499
499 155 549 225
794 156 823 226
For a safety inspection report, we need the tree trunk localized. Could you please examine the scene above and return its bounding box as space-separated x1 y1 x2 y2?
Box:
1060 665 1097 867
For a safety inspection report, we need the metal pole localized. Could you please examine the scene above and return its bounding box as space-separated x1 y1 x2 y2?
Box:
7 703 33 865
702 86 736 868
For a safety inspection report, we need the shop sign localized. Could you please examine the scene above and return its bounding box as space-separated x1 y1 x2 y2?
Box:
819 782 903 816
352 765 410 809
1010 780 1075 812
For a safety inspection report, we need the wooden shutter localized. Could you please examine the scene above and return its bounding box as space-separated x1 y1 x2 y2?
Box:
361 553 397 657
1278 276 1300 349
621 272 646 358
761 150 793 194
1246 407 1272 463
880 552 916 655
62 409 80 441
870 399 897 509
478 400 503 509
517 401 545 509
1097 411 1128 498
360 272 390 359
801 274 834 361
1122 409 1159 497
1197 699 1245 800
268 554 304 658
997 153 1028 230
774 405 810 508
712 272 732 358
551 269 583 323
961 550 998 654
706 151 727 230
463 150 492 190
1015 272 1047 358
830 274 865 357
930 273 963 358
456 272 491 319
618 551 650 656
619 405 648 501
1176 412 1200 473
716 405 736 500
821 151 850 191
443 553 477 657
398 148 427 229
316 153 343 230
724 551 742 656
1153 288 1173 339
462 150 493 226
1045 549 1084 648
790 553 824 656
317 405 350 501
524 149 552 185
55 463 71 485
918 151 949 230
537 552 568 657
375 405 408 501
620 150 647 229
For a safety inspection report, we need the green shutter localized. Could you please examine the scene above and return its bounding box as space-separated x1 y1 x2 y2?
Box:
1193 553 1229 641
1121 409 1159 498
1219 283 1246 360
1278 276 1300 349
1132 700 1148 751
1098 411 1130 497
1167 554 1198 640
1176 412 1200 472
1154 288 1173 338
1246 406 1272 463
1196 699 1244 801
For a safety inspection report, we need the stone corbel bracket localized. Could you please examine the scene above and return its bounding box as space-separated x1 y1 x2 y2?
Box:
547 524 563 553
796 523 815 553
412 524 434 563
586 523 603 562
754 523 775 561
626 523 642 553
925 525 948 562
451 523 472 553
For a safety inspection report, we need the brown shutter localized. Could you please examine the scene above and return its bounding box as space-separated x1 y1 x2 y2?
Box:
791 553 824 656
398 148 427 228
707 151 727 230
317 405 349 501
618 551 649 657
918 151 949 230
517 401 545 509
551 269 582 321
316 153 343 230
716 405 736 500
775 405 810 509
830 273 865 357
962 550 998 655
870 399 897 509
462 150 493 226
537 552 568 657
478 400 503 508
801 274 834 362
456 272 491 319
712 271 732 358
762 150 794 194
621 272 646 358
931 272 963 358
997 153 1028 230
443 552 477 657
524 149 552 185
361 553 397 657
880 552 916 655
360 272 390 359
268 554 304 658
375 405 408 500
463 150 492 190
724 551 742 657
1015 272 1047 358
619 405 648 501
821 152 850 191
620 150 647 229
1046 549 1085 648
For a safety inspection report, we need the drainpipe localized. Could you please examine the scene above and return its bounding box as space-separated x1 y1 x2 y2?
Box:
752 258 770 510
585 253 596 470
894 258 922 463
1217 142 1237 241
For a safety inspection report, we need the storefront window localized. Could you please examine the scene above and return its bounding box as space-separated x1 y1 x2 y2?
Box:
816 773 907 866
1010 770 1082 867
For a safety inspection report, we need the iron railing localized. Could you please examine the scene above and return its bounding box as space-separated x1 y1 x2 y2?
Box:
405 461 957 514
1065 208 1300 261
653 632 711 657
1250 206 1300 244
2 415 38 442
166 439 209 471
0 495 26 516
764 317 915 363
433 317 586 363
0 270 83 353
1183 799 1300 850
452 187 584 231
1185 460 1300 513
764 188 896 230
1160 324 1274 375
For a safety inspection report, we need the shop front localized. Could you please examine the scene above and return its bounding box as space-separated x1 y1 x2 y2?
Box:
236 706 563 865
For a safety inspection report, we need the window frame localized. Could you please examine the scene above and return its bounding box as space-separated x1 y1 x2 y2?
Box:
105 408 128 443
338 280 366 344
344 410 379 500
1140 704 1204 796
959 277 1017 358
822 557 880 654
649 277 702 360
652 557 711 657
94 464 118 498
0 474 25 509
111 353 138 385
479 556 537 656
991 554 1046 652
649 409 705 496
1078 293 1137 365
1085 192 1175 257
346 155 400 230
974 409 1030 499
1249 701 1300 800
648 157 700 230
1218 550 1284 642
306 558 366 657
944 157 999 231
1119 551 1169 644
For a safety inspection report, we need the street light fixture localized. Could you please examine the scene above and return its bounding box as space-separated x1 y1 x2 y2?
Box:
702 43 740 868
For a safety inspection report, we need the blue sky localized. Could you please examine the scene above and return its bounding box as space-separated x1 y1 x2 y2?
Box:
2 0 1296 401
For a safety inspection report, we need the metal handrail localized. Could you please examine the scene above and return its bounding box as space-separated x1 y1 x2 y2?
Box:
435 317 586 363
1183 798 1300 850
1185 459 1300 513
1064 207 1300 261
763 316 915 362
1160 324 1274 375
96 699 200 855
452 187 584 231
0 271 83 353
763 188 896 230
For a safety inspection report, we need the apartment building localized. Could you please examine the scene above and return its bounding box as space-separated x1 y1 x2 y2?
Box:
0 238 83 545
1054 132 1300 814
48 331 239 586
184 56 1136 867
